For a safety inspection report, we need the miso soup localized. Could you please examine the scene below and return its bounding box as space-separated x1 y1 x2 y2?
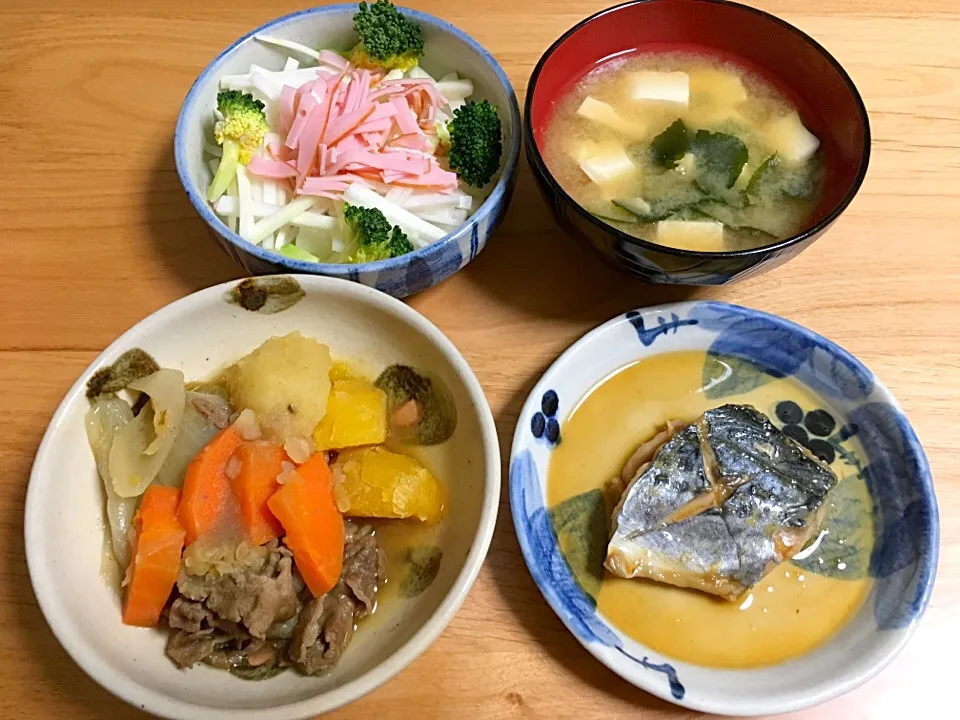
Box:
542 52 824 252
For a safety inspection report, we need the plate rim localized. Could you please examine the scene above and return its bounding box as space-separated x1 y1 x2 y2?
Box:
508 299 939 715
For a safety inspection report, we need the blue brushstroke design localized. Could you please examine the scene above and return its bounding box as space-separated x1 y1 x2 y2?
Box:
848 403 939 628
623 653 685 700
625 311 699 347
510 450 685 699
686 301 934 628
469 223 480 262
688 302 812 378
688 301 875 397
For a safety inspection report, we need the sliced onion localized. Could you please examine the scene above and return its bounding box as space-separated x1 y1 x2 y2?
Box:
85 396 137 572
109 369 186 497
154 402 220 487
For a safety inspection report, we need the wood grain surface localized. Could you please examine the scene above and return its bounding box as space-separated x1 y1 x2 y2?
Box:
1 1 958 718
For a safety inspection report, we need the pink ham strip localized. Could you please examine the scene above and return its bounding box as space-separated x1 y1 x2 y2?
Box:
317 143 328 175
384 166 459 190
353 117 392 135
300 174 370 194
318 50 349 71
343 71 363 114
279 85 297 135
389 133 430 152
362 132 386 148
248 156 299 179
390 96 421 136
294 78 314 103
295 80 333 177
345 70 370 113
335 135 365 152
366 85 408 102
286 92 319 150
419 104 436 127
299 190 341 200
322 103 376 146
402 82 446 110
365 102 398 121
381 80 447 108
300 181 350 195
356 70 372 106
325 149 431 177
296 104 329 177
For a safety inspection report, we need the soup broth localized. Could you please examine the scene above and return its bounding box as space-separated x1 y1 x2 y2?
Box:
542 52 824 251
546 351 873 668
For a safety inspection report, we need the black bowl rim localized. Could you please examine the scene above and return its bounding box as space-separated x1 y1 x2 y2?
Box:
523 0 872 260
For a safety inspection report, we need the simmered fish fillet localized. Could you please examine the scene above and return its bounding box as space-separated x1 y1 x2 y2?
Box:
605 404 837 599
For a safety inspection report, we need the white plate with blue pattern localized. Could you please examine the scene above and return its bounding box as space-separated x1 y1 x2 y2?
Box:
509 301 938 716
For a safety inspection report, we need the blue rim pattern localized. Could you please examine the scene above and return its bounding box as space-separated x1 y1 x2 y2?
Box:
509 301 939 708
173 4 522 283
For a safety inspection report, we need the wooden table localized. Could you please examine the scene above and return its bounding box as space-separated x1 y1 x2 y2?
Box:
1 0 957 717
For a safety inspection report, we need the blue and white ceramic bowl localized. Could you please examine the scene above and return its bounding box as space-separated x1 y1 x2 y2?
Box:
509 301 938 715
174 5 521 298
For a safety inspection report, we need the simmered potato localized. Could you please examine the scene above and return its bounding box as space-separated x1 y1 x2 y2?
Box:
334 447 445 524
224 332 332 442
313 379 388 450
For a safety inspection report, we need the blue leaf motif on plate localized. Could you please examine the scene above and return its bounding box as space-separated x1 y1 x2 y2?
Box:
689 301 813 378
510 450 685 700
803 345 876 401
625 311 698 347
846 403 938 629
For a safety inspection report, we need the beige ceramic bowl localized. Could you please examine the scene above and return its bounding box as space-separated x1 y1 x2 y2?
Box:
26 275 500 719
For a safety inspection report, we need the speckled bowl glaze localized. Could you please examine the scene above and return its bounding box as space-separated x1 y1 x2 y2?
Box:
524 0 870 285
26 276 501 720
510 301 937 715
175 5 521 298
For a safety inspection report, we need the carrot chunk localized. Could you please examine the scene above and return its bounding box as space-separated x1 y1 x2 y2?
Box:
178 425 244 546
267 453 344 597
122 485 185 627
230 441 288 546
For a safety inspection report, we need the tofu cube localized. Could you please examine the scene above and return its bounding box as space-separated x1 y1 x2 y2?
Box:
577 96 645 137
762 111 820 165
579 147 635 186
688 68 748 106
629 71 690 106
656 220 725 251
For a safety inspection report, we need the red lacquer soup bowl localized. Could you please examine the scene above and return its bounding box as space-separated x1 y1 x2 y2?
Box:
524 0 870 285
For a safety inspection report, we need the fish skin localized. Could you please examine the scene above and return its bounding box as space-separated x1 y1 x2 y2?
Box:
605 404 838 599
608 424 709 541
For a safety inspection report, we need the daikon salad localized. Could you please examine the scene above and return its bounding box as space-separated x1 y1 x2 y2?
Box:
204 1 503 264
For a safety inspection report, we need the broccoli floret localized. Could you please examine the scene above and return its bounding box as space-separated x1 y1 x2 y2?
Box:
447 100 503 188
344 203 415 263
385 226 415 256
207 90 269 202
349 1 424 71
